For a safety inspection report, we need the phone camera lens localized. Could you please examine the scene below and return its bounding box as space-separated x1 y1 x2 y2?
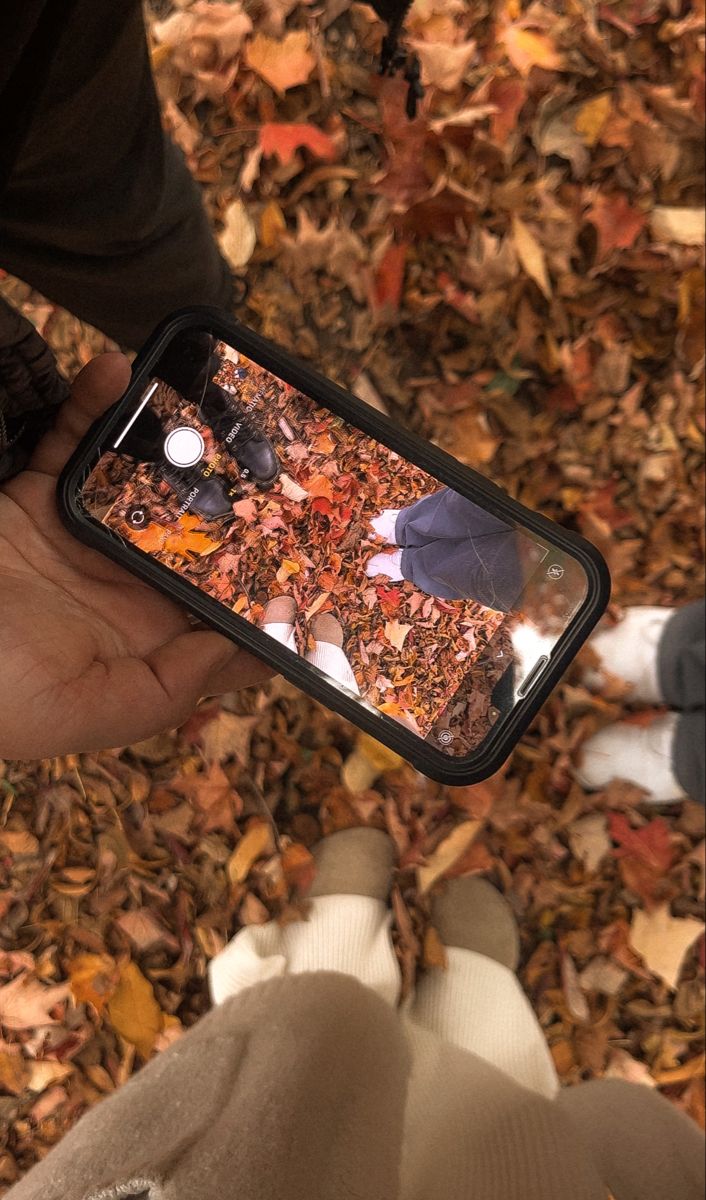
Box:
127 506 149 529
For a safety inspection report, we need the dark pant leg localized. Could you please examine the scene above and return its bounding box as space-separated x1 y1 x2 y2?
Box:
394 489 522 609
0 1 231 349
674 710 705 805
658 600 705 710
657 601 705 805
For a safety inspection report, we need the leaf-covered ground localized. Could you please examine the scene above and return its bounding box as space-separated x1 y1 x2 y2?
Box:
0 0 704 1186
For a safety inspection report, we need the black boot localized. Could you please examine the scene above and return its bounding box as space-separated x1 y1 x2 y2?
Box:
159 459 237 520
200 381 280 490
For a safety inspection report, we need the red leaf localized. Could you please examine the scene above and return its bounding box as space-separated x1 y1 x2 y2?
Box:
488 77 527 145
311 497 333 516
372 241 409 313
609 813 675 910
586 192 646 259
259 122 337 166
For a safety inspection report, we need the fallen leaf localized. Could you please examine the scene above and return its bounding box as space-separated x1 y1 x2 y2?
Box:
417 820 483 894
609 813 674 910
579 956 628 996
68 953 120 1015
114 909 177 954
586 192 646 259
629 905 704 991
649 206 705 246
219 198 257 269
227 820 275 885
245 31 315 93
198 709 258 765
107 961 165 1059
512 215 552 298
0 972 69 1031
27 1060 73 1094
562 952 590 1022
384 619 413 650
502 26 563 76
372 241 408 313
260 199 287 248
0 829 39 856
568 813 611 874
259 122 337 165
574 93 613 146
423 925 448 969
342 732 403 793
281 843 316 893
0 1042 28 1094
410 37 476 91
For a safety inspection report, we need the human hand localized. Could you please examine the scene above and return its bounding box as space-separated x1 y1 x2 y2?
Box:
0 353 271 761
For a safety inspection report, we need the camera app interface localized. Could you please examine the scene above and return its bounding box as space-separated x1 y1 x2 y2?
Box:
79 329 571 758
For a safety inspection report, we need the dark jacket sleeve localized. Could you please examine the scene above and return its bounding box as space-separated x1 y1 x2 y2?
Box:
0 294 68 483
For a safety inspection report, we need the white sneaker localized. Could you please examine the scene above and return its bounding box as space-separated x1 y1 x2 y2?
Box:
584 607 674 704
365 549 404 581
370 509 401 544
576 713 685 803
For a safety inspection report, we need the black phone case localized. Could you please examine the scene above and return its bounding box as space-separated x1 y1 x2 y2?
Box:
57 307 611 786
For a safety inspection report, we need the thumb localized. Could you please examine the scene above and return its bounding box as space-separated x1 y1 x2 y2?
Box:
31 352 133 477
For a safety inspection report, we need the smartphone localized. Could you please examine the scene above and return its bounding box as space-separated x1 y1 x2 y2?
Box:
58 308 610 785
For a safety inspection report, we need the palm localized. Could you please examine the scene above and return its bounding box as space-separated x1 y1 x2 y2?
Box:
0 354 268 760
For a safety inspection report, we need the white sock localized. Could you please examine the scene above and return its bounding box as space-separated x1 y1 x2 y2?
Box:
306 640 361 695
370 509 401 544
209 895 401 1008
365 548 404 581
407 947 558 1098
262 621 297 654
576 712 685 803
584 607 674 704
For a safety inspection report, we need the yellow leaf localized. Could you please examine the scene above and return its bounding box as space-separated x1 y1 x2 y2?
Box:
260 200 287 248
512 215 552 298
341 732 403 793
574 93 612 147
275 557 301 584
227 820 274 886
68 953 119 1016
417 820 483 894
107 962 165 1059
245 31 315 94
502 27 563 76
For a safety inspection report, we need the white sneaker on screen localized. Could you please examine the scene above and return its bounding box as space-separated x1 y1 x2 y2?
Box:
370 509 401 544
366 549 404 581
584 606 674 704
576 713 685 804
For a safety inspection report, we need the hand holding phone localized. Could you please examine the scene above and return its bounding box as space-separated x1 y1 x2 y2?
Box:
58 310 610 784
0 352 270 763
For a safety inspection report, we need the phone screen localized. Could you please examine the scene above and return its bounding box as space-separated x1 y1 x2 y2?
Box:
78 328 589 759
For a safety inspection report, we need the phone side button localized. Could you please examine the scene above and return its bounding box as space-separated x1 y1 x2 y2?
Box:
517 654 550 698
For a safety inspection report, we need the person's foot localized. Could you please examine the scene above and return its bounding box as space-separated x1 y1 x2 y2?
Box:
159 460 236 520
370 509 401 544
262 595 297 626
583 606 674 704
200 383 280 490
308 828 395 901
310 612 344 646
431 877 520 970
576 713 685 803
365 548 404 581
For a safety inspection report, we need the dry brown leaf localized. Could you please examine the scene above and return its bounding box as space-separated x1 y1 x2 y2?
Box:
114 909 176 954
245 31 315 94
107 961 165 1059
579 956 628 996
0 1042 28 1094
629 905 704 991
68 953 119 1015
568 813 611 874
502 26 563 76
0 973 69 1031
384 619 413 650
410 38 476 92
0 828 39 856
417 821 483 894
227 820 275 885
199 709 259 765
512 215 552 299
423 925 448 969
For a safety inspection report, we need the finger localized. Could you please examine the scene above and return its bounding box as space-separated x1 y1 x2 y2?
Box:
37 632 262 756
31 352 132 477
205 650 275 696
